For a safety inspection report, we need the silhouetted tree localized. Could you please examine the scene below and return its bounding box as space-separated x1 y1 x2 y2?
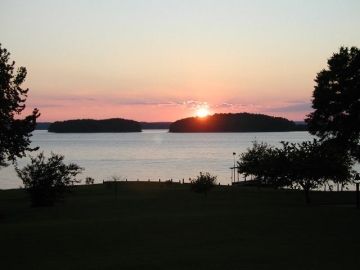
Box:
238 139 354 204
0 44 40 168
16 152 84 207
306 46 360 161
190 172 217 198
280 140 354 204
238 141 273 188
85 177 95 185
256 146 291 189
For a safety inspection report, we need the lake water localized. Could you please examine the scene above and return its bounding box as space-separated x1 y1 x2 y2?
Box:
1 130 357 190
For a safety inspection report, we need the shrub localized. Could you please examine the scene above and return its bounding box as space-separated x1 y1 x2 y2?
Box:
85 177 95 185
190 172 217 198
16 152 84 207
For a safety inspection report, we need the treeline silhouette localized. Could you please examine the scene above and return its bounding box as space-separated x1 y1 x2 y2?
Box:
48 118 141 133
39 122 171 130
36 122 51 130
169 113 301 132
140 122 172 129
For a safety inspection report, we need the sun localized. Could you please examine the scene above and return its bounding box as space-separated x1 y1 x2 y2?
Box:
196 108 210 118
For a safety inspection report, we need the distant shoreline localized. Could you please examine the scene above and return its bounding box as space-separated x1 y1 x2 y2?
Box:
36 121 173 131
36 114 307 132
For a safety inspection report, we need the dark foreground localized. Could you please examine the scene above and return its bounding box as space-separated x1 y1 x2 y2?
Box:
1 183 359 270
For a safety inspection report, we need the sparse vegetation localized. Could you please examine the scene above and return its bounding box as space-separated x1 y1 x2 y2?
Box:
105 174 124 200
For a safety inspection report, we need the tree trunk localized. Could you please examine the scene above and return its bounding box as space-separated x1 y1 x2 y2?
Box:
304 188 311 204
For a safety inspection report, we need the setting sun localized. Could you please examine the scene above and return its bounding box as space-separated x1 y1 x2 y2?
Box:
196 108 210 118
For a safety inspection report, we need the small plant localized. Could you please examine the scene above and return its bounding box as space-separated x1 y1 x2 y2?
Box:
190 172 217 198
16 152 84 207
85 177 95 185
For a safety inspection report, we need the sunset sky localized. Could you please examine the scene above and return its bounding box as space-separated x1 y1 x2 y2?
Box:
2 0 360 122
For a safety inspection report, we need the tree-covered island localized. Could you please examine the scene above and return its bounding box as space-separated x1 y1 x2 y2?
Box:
169 113 301 132
48 118 142 133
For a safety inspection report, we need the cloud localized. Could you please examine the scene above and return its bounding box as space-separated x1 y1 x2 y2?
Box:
176 100 259 110
103 99 211 109
180 100 210 109
54 97 96 101
53 96 95 101
105 99 261 112
211 102 258 109
33 94 310 114
28 103 65 108
111 100 180 107
28 94 96 108
264 102 312 113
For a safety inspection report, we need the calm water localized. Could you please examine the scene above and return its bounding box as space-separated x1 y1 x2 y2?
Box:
2 130 355 190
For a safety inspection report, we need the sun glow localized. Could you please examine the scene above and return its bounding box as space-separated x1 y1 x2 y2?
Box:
196 108 210 118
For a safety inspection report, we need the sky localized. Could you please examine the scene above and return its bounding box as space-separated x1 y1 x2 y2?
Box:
1 0 360 122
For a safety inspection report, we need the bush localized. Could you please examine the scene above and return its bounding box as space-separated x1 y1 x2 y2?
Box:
85 177 95 185
190 172 217 198
15 152 84 207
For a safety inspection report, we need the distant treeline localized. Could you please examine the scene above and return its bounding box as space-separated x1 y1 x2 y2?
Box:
39 121 172 131
48 118 142 133
39 115 307 133
140 122 172 129
36 122 52 130
169 113 307 132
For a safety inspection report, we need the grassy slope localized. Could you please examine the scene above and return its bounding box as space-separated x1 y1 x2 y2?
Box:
1 183 360 270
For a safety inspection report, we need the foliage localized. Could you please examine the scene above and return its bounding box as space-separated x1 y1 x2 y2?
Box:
238 139 355 203
306 46 360 161
190 172 217 197
15 152 84 206
281 140 355 203
237 141 273 187
0 44 40 168
258 146 291 189
85 177 95 185
238 141 291 188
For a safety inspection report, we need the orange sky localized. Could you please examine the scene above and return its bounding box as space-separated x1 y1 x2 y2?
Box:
2 0 360 122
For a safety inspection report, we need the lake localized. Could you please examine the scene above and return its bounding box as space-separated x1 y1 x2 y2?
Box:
1 130 357 190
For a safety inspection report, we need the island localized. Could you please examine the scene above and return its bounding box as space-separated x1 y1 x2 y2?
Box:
48 118 142 133
169 113 303 132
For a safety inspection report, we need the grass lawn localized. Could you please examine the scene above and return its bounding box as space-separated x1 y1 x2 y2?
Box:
1 182 360 270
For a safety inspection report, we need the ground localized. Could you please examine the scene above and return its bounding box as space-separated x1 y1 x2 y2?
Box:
1 182 359 270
